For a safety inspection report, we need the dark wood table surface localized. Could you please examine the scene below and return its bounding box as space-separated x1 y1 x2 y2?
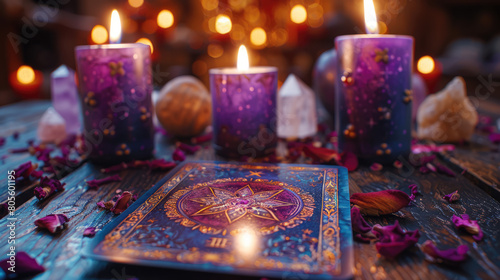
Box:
0 100 499 280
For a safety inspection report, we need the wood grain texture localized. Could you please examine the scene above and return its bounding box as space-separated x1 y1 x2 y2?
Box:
0 100 499 280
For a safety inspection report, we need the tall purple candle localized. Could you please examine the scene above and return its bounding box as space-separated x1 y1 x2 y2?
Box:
210 46 278 158
75 43 154 165
335 35 414 163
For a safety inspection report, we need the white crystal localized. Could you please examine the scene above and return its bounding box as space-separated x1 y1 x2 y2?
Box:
37 107 67 144
277 74 317 138
51 65 81 135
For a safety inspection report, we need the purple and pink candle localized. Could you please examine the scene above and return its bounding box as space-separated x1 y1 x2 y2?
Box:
210 46 278 158
335 0 414 163
75 10 154 165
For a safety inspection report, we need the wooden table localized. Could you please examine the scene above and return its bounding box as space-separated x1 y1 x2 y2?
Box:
0 100 499 280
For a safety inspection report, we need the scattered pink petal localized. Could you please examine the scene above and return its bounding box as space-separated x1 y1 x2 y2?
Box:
14 161 41 184
421 240 468 264
0 252 45 278
176 142 201 154
116 189 122 194
111 191 133 214
172 148 186 161
13 131 20 140
370 163 383 171
338 151 359 171
419 165 431 174
411 144 455 154
443 190 460 203
426 163 437 172
0 137 5 147
434 163 456 177
489 133 500 144
9 147 30 153
34 176 66 200
302 145 339 163
86 174 122 189
34 214 69 234
148 159 176 171
372 221 420 258
191 133 212 144
410 153 436 167
393 160 403 169
452 214 483 241
408 184 419 202
350 190 411 216
351 207 376 242
83 227 97 237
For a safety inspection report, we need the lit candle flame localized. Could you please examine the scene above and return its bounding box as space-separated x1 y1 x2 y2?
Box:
109 9 122 43
237 45 249 70
363 0 379 34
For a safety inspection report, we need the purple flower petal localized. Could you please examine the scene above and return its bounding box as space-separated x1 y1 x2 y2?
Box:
34 214 69 234
176 142 201 154
172 148 186 162
434 163 456 177
34 176 66 200
452 214 483 241
350 190 411 216
351 207 376 242
338 151 359 172
370 163 383 171
83 227 97 237
408 184 419 202
111 191 132 214
443 190 460 203
191 133 212 144
421 240 468 264
87 174 122 189
0 137 5 147
0 252 45 277
372 221 420 258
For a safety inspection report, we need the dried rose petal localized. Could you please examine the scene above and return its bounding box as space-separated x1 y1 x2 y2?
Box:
9 147 30 153
370 163 383 171
111 191 133 214
303 145 338 163
149 159 176 171
34 176 66 200
191 133 212 144
421 240 468 264
101 159 176 173
87 174 122 189
13 131 20 140
411 144 455 154
452 214 483 241
434 163 456 177
14 161 41 184
96 201 115 210
338 151 359 171
443 190 460 203
408 184 419 201
34 214 69 234
176 142 201 154
489 133 500 144
419 165 431 174
372 221 420 258
426 163 437 173
0 251 45 278
351 207 376 242
0 137 5 147
350 190 411 216
410 153 436 167
83 227 97 237
172 148 186 161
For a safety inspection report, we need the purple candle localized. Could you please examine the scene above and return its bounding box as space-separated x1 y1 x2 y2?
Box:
335 0 414 163
210 46 278 158
75 10 154 165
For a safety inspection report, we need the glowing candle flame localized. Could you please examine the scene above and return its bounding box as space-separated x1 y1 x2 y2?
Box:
109 9 122 43
364 0 379 34
237 45 249 70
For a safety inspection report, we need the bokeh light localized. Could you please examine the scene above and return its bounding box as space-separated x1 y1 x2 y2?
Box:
17 66 35 84
136 38 154 54
250 27 267 46
215 15 232 34
157 10 174 29
417 56 435 74
291 5 307 24
201 0 218 11
128 0 144 8
91 25 108 44
207 43 224 58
